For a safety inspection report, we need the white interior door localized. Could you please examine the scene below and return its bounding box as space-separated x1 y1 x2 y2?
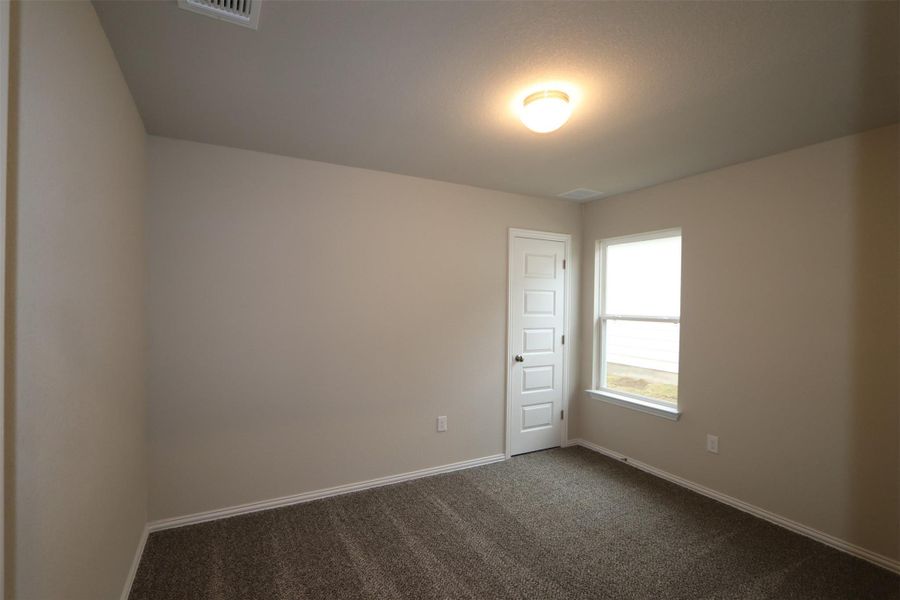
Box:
508 231 567 456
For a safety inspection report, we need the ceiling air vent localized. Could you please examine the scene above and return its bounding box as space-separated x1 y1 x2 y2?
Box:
177 0 261 30
558 188 603 201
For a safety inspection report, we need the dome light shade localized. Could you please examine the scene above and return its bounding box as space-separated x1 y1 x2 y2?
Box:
520 90 572 133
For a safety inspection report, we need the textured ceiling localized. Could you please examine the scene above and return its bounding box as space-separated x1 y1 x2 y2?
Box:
93 0 898 200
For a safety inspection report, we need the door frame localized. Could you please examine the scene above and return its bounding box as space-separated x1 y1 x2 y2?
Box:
505 228 572 459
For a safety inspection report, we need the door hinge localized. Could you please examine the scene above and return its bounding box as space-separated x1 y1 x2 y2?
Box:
562 259 566 270
561 409 565 420
561 334 565 345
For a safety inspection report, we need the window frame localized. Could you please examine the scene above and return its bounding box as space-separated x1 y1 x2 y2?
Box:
589 228 683 420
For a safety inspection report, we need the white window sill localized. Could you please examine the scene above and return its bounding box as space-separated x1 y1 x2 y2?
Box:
586 389 681 421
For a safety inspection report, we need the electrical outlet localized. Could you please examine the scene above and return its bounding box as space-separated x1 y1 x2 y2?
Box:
437 416 447 432
706 434 719 454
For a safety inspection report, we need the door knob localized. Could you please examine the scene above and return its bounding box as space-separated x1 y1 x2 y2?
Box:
514 355 524 362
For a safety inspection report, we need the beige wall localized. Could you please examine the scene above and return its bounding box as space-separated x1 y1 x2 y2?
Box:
145 136 581 521
576 125 899 561
8 2 147 598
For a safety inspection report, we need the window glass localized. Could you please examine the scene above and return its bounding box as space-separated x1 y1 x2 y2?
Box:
604 319 679 405
605 235 681 316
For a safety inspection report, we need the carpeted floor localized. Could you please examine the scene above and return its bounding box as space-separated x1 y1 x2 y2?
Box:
129 447 899 599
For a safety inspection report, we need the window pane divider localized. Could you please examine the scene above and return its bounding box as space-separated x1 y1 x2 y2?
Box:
599 314 680 323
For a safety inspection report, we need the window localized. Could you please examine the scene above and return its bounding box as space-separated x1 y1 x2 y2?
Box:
592 229 682 418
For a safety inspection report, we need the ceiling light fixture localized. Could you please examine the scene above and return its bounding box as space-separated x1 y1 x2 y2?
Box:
520 90 572 133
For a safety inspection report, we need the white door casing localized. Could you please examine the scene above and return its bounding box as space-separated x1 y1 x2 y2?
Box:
507 229 569 457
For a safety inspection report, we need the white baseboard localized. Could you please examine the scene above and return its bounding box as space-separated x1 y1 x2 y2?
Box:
120 525 149 600
567 438 900 575
148 453 507 533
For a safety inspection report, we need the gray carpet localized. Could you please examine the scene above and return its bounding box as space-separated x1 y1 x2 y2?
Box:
129 447 899 599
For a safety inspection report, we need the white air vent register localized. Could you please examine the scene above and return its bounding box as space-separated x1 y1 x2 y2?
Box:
177 0 261 30
558 188 603 201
